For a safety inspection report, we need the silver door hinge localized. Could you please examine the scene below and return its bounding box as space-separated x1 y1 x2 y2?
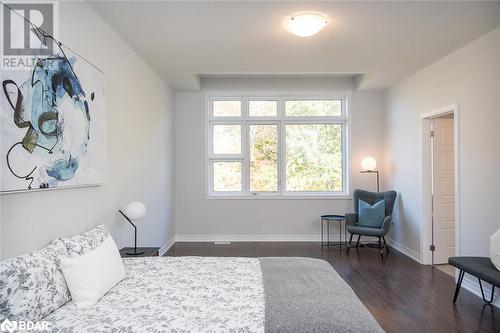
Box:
430 130 434 137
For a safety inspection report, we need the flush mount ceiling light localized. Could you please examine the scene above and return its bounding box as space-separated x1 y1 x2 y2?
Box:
286 13 328 37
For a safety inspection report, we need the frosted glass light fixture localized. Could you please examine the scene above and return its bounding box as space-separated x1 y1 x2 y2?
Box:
124 201 146 221
287 13 328 37
361 157 377 171
360 157 379 192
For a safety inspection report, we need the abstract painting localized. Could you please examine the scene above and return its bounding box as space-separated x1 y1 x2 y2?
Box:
1 22 105 192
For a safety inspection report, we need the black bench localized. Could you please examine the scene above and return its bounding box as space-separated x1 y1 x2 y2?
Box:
448 256 499 304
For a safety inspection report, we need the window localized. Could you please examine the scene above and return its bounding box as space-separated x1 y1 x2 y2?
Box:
249 124 278 192
207 94 348 197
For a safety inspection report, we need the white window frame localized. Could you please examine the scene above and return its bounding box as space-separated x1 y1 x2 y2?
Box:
206 92 350 199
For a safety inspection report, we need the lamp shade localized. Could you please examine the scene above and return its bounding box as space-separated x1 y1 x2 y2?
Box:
286 13 328 37
361 157 377 171
123 201 146 221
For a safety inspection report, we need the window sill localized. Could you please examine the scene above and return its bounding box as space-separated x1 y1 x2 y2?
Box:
205 195 352 200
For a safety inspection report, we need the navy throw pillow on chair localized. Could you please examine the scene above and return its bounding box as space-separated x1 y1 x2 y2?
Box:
358 199 386 228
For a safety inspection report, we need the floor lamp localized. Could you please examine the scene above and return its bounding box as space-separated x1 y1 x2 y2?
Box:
359 157 381 248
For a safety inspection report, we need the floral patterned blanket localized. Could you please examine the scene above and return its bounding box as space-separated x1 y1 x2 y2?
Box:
44 256 382 333
45 257 264 332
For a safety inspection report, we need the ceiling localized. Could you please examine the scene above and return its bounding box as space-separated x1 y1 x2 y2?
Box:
89 1 500 91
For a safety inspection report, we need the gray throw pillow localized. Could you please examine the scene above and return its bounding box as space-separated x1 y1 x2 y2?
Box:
358 199 386 228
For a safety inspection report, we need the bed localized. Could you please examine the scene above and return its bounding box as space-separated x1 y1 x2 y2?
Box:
43 256 383 333
1 226 383 332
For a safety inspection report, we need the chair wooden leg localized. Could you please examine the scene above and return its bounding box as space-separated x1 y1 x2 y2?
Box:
382 236 389 253
378 237 384 259
355 235 361 248
346 233 355 254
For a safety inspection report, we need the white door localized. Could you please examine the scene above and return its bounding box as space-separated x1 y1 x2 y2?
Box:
432 116 455 264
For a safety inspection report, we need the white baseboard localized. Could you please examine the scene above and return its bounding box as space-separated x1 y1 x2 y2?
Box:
175 234 321 242
461 275 500 308
174 234 375 242
385 237 423 264
175 234 381 243
159 238 175 255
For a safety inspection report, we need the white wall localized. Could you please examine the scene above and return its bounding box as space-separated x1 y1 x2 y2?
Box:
384 27 500 259
174 79 385 239
0 1 175 259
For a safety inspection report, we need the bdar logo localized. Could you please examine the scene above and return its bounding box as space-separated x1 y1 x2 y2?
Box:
0 319 17 333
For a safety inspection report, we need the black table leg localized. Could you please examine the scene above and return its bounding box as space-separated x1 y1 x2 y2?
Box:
453 270 465 303
321 219 324 246
339 219 342 250
327 220 330 245
478 279 495 304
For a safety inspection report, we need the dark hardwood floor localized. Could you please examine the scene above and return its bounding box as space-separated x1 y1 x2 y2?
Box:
166 242 499 333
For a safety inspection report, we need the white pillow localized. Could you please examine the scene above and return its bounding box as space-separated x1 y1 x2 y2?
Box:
60 235 126 308
490 227 500 271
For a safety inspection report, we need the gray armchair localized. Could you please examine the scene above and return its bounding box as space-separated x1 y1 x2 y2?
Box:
346 189 397 257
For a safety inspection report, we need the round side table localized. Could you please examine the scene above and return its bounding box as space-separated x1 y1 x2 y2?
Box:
320 215 346 248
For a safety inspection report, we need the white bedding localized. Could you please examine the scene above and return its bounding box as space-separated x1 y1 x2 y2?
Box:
44 257 265 332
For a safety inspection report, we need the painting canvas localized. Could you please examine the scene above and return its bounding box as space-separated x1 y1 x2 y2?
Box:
0 26 106 193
